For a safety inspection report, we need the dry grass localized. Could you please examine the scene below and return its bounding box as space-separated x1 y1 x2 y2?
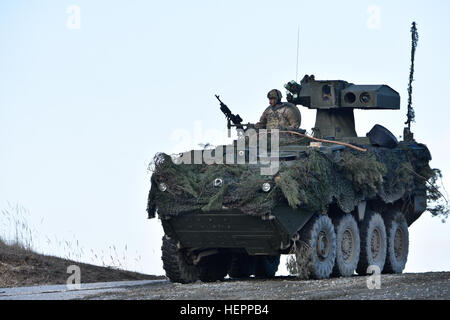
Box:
0 203 155 287
1 204 34 251
0 238 161 288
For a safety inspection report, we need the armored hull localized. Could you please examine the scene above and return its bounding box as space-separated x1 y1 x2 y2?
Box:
148 134 434 282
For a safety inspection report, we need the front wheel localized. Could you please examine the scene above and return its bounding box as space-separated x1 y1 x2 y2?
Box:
299 214 336 279
161 235 199 284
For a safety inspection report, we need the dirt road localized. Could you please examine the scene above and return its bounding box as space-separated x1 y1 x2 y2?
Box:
0 280 165 300
2 272 448 300
83 272 449 300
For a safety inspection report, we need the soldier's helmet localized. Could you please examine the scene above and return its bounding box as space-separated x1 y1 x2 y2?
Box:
267 89 282 103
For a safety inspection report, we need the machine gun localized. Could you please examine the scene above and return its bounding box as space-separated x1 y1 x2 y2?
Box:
215 94 307 136
215 95 244 130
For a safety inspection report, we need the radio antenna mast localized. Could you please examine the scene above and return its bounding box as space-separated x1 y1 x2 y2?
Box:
296 26 300 81
406 21 419 130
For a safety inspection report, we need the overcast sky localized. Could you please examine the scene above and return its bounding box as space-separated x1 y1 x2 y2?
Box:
1 0 449 275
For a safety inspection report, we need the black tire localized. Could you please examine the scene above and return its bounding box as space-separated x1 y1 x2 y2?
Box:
254 255 280 278
356 210 387 275
383 211 409 274
228 253 256 279
198 252 231 282
332 214 360 277
299 214 336 279
161 235 199 284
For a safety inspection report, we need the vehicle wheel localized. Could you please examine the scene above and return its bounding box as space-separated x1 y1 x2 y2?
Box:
161 235 199 284
198 252 231 282
254 255 280 278
299 214 336 279
228 253 256 279
332 214 360 277
356 210 387 275
383 211 409 274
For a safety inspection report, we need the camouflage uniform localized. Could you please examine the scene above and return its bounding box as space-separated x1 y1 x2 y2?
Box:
255 89 302 130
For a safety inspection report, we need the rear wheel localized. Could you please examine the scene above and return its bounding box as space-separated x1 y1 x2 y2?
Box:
161 235 199 284
198 252 232 282
383 211 409 274
357 210 387 275
332 214 360 277
254 255 280 278
299 214 336 279
228 253 256 279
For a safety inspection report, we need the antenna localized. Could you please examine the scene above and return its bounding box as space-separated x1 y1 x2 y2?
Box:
406 21 419 130
296 26 300 81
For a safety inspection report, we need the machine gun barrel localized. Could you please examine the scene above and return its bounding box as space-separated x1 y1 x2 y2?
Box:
215 94 243 129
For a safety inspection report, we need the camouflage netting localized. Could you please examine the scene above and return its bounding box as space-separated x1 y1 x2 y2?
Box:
426 168 449 221
148 153 277 217
147 140 447 220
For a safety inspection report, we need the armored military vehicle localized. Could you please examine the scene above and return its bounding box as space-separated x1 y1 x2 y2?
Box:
147 73 437 283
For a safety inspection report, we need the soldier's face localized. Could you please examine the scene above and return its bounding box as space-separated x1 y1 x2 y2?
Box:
269 98 277 106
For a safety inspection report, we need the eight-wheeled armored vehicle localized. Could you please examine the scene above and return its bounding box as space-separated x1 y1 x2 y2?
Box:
147 75 434 283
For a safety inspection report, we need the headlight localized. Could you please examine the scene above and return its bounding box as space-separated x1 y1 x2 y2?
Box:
262 182 271 192
214 178 223 188
158 183 167 192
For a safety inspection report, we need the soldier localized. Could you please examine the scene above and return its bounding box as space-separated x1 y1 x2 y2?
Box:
255 89 302 131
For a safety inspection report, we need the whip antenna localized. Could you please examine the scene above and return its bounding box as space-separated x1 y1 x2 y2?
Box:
406 21 419 130
296 26 300 81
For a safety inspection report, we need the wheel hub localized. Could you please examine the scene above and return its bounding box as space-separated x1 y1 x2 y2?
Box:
317 231 330 260
341 229 355 263
370 227 382 260
394 228 404 259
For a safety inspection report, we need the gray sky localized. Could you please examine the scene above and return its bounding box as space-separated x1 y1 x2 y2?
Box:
1 0 449 275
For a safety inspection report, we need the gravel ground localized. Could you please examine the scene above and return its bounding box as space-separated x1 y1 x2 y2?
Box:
85 272 450 300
